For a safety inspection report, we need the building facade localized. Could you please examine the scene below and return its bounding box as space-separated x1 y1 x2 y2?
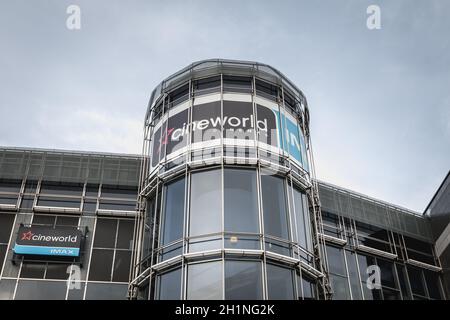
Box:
0 59 447 300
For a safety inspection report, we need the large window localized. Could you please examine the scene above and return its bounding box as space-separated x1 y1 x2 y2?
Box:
157 268 182 300
225 260 262 300
224 169 259 249
266 263 295 300
189 170 222 251
161 178 185 245
89 218 134 283
187 261 222 300
261 175 289 240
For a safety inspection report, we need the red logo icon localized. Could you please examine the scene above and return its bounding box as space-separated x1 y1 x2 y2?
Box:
21 231 34 241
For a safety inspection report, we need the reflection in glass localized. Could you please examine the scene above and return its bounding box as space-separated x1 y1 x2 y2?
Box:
158 268 181 300
261 175 289 240
266 264 295 300
225 260 262 300
224 169 258 233
187 261 222 300
162 178 185 245
189 170 222 237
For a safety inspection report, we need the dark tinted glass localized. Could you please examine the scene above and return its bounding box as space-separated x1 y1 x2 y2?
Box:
39 182 83 196
396 264 411 299
377 259 396 288
88 249 113 281
326 245 346 276
0 179 21 193
85 283 127 300
67 282 85 300
117 219 134 250
15 280 66 300
101 186 138 200
225 260 262 300
189 170 222 237
158 268 181 300
261 175 289 239
424 271 442 299
98 200 136 211
187 261 222 300
300 277 316 300
20 196 34 209
45 263 71 280
330 274 351 300
407 266 425 296
37 197 80 208
32 214 56 226
162 178 185 245
382 288 401 300
85 184 99 197
224 169 258 233
20 263 46 279
55 216 79 227
93 219 117 248
112 250 132 282
0 245 7 268
0 214 14 243
266 264 295 300
83 200 97 213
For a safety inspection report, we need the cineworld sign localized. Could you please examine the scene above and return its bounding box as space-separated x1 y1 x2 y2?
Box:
13 225 83 257
151 99 309 170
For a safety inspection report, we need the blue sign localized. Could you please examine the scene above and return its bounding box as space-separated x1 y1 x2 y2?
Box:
13 244 80 257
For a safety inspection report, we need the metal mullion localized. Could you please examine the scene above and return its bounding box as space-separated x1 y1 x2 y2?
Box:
83 216 98 300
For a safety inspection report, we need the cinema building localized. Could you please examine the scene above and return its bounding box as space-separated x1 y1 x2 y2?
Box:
0 59 448 300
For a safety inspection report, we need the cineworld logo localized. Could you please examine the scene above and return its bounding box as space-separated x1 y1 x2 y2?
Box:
21 230 78 243
164 114 268 143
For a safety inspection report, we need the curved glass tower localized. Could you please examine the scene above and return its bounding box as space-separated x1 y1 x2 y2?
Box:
129 59 330 300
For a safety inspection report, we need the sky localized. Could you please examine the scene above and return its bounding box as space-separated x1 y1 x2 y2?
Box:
0 0 449 212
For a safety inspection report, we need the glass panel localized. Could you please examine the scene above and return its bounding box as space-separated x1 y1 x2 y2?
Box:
162 178 185 245
98 199 135 211
187 261 223 300
225 260 263 300
15 280 67 300
424 271 442 299
0 214 14 243
45 263 71 280
292 187 307 249
300 277 316 300
40 182 83 196
330 274 351 300
382 288 401 300
117 219 135 250
101 186 137 200
346 251 363 299
189 170 222 237
266 263 295 300
158 268 181 300
326 245 346 276
36 196 80 208
377 259 396 289
407 266 426 296
0 179 21 193
224 169 258 233
85 283 128 300
261 175 289 239
55 216 79 227
88 249 113 281
0 195 18 205
0 279 16 300
93 219 117 248
112 250 132 282
67 282 85 300
32 215 56 226
396 263 411 300
20 263 46 279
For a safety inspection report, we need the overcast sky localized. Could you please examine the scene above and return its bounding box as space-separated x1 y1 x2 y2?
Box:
0 0 449 212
